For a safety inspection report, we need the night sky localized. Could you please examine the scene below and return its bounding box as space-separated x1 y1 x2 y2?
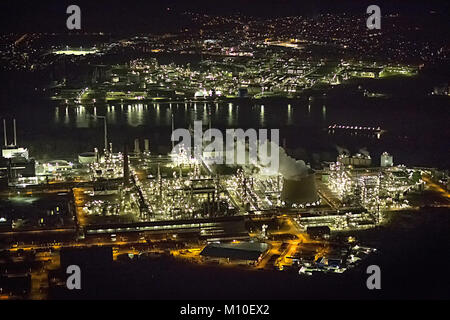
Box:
1 0 449 33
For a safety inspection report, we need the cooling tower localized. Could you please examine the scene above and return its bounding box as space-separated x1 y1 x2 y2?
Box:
281 172 318 205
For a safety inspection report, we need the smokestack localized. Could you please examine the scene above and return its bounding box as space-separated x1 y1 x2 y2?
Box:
94 148 99 162
109 142 113 153
123 144 130 186
171 113 175 151
134 138 140 154
13 119 17 146
144 139 149 153
3 119 7 146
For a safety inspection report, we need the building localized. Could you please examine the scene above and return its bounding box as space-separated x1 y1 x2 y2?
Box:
1 119 35 184
44 160 73 173
337 153 372 167
2 146 29 159
200 241 269 265
380 152 393 167
307 226 331 239
0 154 36 184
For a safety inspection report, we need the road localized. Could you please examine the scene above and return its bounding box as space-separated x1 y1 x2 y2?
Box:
422 175 450 202
256 216 325 270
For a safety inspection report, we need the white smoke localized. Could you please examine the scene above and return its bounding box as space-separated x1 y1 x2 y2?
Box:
256 140 309 180
203 131 310 180
358 147 370 157
336 145 350 155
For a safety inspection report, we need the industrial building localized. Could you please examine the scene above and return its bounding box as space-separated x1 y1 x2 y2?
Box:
200 241 269 265
380 152 393 167
337 153 372 167
1 119 36 186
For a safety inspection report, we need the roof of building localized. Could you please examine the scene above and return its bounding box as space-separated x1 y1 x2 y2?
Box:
200 241 269 261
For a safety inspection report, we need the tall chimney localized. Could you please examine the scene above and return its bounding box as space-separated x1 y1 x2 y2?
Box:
3 119 7 146
144 139 149 153
123 144 130 186
134 138 140 154
94 148 99 163
171 113 175 151
13 119 17 146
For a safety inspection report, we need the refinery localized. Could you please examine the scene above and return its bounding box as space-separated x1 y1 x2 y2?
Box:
1 112 447 300
0 0 449 302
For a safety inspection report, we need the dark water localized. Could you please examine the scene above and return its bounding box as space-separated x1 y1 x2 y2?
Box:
1 77 449 168
3 99 448 168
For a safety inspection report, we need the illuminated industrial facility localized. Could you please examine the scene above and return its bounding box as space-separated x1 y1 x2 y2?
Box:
0 0 448 301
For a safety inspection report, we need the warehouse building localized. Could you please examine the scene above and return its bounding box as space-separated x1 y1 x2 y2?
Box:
200 241 269 265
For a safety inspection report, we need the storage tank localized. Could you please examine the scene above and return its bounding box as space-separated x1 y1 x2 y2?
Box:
281 172 318 205
78 151 97 164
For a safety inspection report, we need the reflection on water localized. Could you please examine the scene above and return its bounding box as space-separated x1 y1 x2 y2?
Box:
53 101 331 130
54 106 59 121
260 104 265 126
202 103 208 124
76 106 88 128
54 102 250 129
50 100 396 159
156 103 160 123
5 84 444 167
106 105 116 124
287 104 292 125
227 103 233 127
64 107 69 125
128 104 145 127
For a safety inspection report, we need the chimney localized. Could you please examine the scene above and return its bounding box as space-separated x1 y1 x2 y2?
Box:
171 113 175 151
144 139 149 153
3 119 7 146
134 138 140 154
123 144 130 186
13 118 17 146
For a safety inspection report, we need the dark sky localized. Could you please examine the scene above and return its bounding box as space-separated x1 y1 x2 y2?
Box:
0 0 449 33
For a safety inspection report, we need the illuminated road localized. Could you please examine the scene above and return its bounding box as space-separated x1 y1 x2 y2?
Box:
256 216 325 270
422 175 450 202
73 187 89 227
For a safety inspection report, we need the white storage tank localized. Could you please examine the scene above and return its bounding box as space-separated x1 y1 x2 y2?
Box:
78 151 97 164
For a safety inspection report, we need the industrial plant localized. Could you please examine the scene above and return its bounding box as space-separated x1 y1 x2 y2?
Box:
0 0 449 302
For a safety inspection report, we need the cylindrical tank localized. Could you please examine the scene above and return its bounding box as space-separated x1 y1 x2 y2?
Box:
78 152 97 164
